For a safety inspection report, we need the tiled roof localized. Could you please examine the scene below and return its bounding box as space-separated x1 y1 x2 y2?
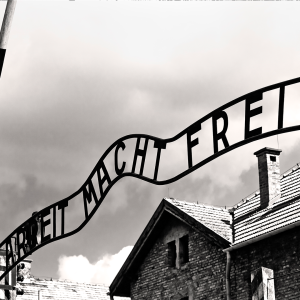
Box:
164 163 300 247
110 197 232 296
165 198 232 243
18 277 129 300
233 163 300 245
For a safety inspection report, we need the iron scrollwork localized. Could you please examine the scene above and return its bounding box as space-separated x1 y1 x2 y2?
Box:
1 77 300 280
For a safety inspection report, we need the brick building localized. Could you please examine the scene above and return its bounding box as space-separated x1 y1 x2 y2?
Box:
14 258 129 300
0 255 130 300
110 147 300 300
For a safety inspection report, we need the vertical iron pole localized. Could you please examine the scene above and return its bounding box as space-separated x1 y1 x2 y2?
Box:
226 251 231 300
0 0 17 77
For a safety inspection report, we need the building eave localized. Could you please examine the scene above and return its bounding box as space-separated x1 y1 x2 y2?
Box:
109 198 230 297
223 219 300 252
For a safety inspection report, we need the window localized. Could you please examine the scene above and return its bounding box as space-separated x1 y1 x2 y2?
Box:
180 297 188 300
179 235 189 264
167 240 176 267
167 235 189 268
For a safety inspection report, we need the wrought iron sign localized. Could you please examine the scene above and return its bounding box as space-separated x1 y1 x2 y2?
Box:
1 76 300 280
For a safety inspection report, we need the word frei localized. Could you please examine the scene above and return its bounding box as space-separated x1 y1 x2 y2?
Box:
1 76 300 281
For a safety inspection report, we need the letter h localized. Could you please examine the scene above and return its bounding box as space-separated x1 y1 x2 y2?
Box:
132 138 148 176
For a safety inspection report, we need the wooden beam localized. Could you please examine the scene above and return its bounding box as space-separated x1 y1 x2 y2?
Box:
0 285 14 291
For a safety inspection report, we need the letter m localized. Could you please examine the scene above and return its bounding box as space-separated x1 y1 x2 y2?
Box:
82 180 98 219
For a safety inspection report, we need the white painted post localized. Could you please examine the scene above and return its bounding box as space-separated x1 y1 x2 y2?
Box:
0 250 5 300
0 0 17 76
0 0 17 49
251 267 275 300
38 289 42 300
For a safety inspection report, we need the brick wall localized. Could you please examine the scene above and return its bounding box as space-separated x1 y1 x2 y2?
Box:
130 215 227 300
231 227 300 300
129 214 300 300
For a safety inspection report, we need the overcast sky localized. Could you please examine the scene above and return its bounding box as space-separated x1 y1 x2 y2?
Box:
1 0 300 285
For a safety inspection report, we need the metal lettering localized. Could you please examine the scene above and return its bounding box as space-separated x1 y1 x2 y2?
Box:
132 138 148 175
82 179 98 219
5 239 14 266
16 228 27 258
53 206 56 239
1 76 300 281
278 87 285 129
41 209 51 243
212 110 229 154
153 140 166 181
244 92 263 139
58 201 68 235
186 120 201 168
114 142 126 175
97 161 111 196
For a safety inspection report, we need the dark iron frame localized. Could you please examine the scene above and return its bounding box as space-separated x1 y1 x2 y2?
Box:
1 76 300 281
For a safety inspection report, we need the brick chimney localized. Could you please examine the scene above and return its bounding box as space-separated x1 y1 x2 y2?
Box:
254 147 282 209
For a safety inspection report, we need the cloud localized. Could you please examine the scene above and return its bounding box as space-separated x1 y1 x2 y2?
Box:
2 0 300 283
57 246 133 286
0 174 70 236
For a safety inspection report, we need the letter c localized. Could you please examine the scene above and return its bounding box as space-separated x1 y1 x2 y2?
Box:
115 142 126 175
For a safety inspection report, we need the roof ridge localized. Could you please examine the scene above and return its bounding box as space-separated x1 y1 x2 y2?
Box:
232 191 260 209
232 162 300 210
32 277 109 287
164 197 228 212
281 162 300 179
234 193 300 223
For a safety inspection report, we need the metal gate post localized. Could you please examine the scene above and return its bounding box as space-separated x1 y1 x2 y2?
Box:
0 0 17 77
0 249 16 300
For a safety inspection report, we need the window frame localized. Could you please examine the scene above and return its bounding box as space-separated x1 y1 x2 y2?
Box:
167 234 189 268
167 240 176 267
179 234 189 265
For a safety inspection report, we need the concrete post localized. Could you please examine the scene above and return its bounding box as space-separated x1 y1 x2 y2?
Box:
0 0 17 49
251 267 275 300
0 0 17 76
0 249 16 300
38 289 42 300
